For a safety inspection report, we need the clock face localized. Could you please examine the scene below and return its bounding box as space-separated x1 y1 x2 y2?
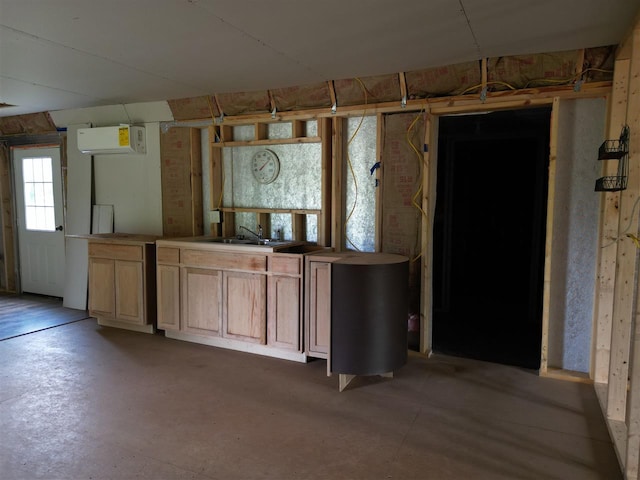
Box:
251 150 280 184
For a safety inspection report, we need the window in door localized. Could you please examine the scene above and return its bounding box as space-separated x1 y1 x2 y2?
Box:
22 156 56 231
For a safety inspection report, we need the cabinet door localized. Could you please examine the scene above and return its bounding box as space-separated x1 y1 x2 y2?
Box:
307 261 331 358
182 267 222 336
223 271 266 344
114 260 144 324
267 275 301 350
157 265 180 330
88 257 115 318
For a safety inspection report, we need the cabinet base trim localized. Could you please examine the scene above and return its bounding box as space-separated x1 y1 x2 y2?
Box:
165 330 308 363
96 317 155 334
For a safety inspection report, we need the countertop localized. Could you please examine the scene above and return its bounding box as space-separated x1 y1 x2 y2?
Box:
156 235 310 254
66 233 162 244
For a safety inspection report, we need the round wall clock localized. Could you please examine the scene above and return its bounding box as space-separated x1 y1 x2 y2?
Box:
251 149 280 184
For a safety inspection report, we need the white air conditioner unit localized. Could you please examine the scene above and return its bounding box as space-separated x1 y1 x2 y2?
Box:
77 125 146 154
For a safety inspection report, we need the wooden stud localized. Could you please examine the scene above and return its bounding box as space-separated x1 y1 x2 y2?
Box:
190 128 204 236
318 117 332 246
268 90 277 114
593 58 630 384
617 26 640 480
624 24 640 480
257 213 271 238
375 113 384 252
327 261 332 377
328 81 337 110
209 126 224 236
607 28 640 425
481 57 488 92
254 122 267 141
292 120 305 139
0 145 15 292
200 82 611 127
210 125 221 144
575 49 586 79
291 213 306 241
420 113 437 355
331 117 345 251
220 125 233 143
213 94 224 118
218 207 321 215
222 213 236 238
539 96 560 375
209 136 321 149
399 72 408 104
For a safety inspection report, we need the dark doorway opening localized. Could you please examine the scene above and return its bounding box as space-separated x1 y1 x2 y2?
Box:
432 108 550 369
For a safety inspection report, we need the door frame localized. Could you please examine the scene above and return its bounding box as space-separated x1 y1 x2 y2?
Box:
420 99 559 376
10 143 65 296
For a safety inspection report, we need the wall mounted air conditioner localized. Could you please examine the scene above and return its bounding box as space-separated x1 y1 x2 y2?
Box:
77 125 146 154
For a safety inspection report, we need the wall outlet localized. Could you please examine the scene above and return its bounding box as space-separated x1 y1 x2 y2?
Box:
210 210 222 223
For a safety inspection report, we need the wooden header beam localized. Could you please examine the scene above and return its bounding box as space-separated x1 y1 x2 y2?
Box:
192 82 611 126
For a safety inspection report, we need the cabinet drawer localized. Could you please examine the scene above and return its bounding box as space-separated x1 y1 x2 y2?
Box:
157 247 179 264
89 243 143 261
181 249 267 272
270 256 301 275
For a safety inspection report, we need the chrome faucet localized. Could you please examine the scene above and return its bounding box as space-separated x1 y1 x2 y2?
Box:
239 225 263 240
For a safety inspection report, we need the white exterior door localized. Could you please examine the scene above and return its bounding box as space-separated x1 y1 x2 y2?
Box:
12 146 65 297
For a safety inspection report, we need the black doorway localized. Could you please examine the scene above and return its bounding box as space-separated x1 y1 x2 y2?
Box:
432 108 550 369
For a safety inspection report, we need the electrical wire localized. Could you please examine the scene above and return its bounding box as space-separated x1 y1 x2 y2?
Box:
213 127 226 210
406 107 429 262
460 80 517 95
207 95 226 211
460 67 614 97
343 77 368 251
523 67 614 89
601 195 640 249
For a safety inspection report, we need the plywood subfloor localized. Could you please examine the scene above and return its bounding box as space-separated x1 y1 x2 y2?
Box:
0 319 622 479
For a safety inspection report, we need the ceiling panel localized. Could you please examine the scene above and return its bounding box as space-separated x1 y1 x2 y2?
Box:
465 0 637 57
0 0 637 118
197 0 477 79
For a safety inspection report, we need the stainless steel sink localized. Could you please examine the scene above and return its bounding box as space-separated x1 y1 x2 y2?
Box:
209 237 254 244
205 237 290 246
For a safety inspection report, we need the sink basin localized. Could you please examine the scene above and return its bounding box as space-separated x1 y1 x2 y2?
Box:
209 237 254 244
204 237 290 246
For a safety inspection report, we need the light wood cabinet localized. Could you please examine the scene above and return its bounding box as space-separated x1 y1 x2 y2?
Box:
182 267 223 336
114 260 144 323
223 271 266 343
87 236 158 334
267 254 303 351
305 257 335 359
157 247 180 330
268 275 301 350
155 239 308 362
157 264 180 331
88 257 115 317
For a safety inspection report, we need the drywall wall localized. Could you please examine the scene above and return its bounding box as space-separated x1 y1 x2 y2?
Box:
548 97 606 373
62 123 91 309
93 122 163 235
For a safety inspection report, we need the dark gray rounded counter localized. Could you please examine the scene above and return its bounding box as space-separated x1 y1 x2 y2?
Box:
330 253 409 383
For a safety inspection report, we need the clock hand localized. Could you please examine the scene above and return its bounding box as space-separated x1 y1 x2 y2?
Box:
259 161 269 171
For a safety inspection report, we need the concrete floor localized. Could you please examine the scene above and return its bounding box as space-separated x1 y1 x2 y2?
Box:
0 318 622 480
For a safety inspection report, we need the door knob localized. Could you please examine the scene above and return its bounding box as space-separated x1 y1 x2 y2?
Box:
55 225 63 231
